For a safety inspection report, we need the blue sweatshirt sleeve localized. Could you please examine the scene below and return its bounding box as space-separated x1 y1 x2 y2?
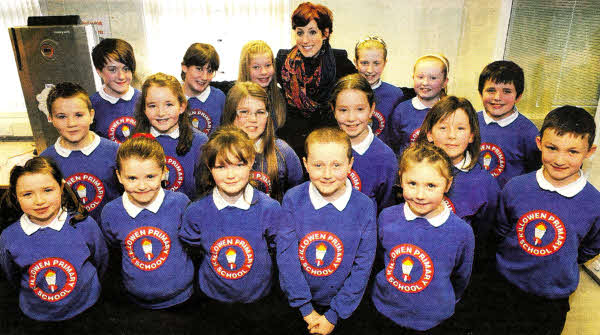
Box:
0 234 18 287
326 202 377 325
495 187 513 242
179 203 203 246
377 160 399 211
578 217 600 264
522 123 541 173
279 140 304 190
388 106 403 156
474 177 501 245
451 225 475 301
79 218 109 278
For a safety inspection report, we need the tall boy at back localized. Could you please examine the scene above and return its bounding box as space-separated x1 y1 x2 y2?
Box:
91 38 141 144
488 106 600 334
477 60 540 188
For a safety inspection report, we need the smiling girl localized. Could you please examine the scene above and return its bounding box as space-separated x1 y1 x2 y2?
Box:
134 73 208 199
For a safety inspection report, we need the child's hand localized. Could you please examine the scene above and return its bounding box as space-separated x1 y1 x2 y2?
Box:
303 310 321 330
310 315 335 335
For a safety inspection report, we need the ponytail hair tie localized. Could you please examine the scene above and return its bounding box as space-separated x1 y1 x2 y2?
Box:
132 133 156 140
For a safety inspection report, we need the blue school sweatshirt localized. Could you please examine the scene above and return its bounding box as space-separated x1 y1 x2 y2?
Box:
187 86 226 136
0 214 107 321
372 204 474 331
251 139 304 197
371 81 404 147
389 97 430 157
100 190 194 309
91 88 141 143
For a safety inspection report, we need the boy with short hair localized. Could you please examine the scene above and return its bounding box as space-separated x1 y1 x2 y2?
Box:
477 60 540 188
488 106 600 334
180 43 226 136
41 82 120 224
90 38 141 143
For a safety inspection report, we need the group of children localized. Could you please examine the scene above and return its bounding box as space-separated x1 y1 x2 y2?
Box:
0 23 599 335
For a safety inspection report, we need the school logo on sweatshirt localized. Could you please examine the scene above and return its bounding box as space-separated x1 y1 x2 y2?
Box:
125 227 171 271
386 244 434 293
347 169 362 191
28 257 78 302
442 196 456 213
210 236 254 280
250 171 272 195
409 128 421 143
190 109 213 135
516 210 566 257
370 109 386 136
298 231 344 277
65 173 105 212
479 143 506 177
165 156 184 192
108 116 136 144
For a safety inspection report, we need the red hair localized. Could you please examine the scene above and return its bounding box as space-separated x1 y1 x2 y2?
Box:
292 2 333 35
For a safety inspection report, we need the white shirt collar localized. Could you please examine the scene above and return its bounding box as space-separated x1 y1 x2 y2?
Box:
352 126 374 155
454 151 472 172
411 96 430 110
370 80 382 90
309 179 353 211
98 85 135 104
186 86 211 103
122 188 165 218
404 202 450 227
150 126 180 139
54 132 101 158
536 168 586 198
212 184 254 210
482 106 519 127
20 209 67 236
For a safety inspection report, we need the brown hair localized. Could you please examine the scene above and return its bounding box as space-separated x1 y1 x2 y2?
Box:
238 40 286 129
222 82 284 200
133 72 194 156
195 125 255 199
416 96 480 170
91 38 136 73
413 54 450 97
47 82 93 116
116 135 166 173
292 2 333 37
181 43 220 80
398 142 454 190
304 127 352 161
0 156 87 229
330 73 375 110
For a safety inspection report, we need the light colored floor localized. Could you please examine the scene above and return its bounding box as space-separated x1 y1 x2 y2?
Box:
562 153 600 335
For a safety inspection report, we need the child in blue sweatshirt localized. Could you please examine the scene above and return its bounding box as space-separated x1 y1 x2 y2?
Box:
372 142 474 334
41 82 120 224
487 106 600 335
282 127 377 335
354 36 404 147
133 73 208 199
100 135 194 309
0 157 108 321
91 38 140 143
221 81 303 202
181 43 226 136
477 60 540 188
331 73 397 213
179 126 312 330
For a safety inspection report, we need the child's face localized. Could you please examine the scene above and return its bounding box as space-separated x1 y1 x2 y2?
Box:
536 129 596 188
334 89 374 145
144 86 186 134
97 58 132 98
480 80 520 121
16 172 63 226
117 157 166 208
295 19 329 58
182 63 215 96
413 59 448 102
233 96 268 141
303 142 353 202
249 53 275 88
426 109 474 165
211 151 253 201
49 96 94 150
356 48 386 86
401 161 451 219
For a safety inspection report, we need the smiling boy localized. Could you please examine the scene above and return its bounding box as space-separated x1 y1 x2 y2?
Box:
488 106 600 334
477 60 540 188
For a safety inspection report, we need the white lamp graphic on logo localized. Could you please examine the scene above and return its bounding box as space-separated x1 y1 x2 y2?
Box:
315 243 327 267
483 152 492 170
142 238 154 260
226 248 237 270
192 117 199 129
401 257 414 282
45 270 57 292
76 184 87 203
534 223 547 245
122 125 131 138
